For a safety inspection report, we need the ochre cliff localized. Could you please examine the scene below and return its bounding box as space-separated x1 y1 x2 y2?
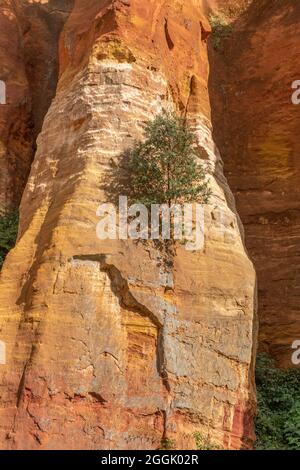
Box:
209 0 300 367
0 0 72 212
0 0 256 449
0 0 33 212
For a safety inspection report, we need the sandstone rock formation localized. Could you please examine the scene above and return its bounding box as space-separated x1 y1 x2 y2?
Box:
0 0 33 212
204 0 251 18
210 0 300 367
0 0 72 212
0 0 256 449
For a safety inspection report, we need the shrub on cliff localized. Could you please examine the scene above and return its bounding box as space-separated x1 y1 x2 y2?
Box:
126 112 211 207
193 432 222 450
209 14 233 51
0 211 18 269
255 353 300 450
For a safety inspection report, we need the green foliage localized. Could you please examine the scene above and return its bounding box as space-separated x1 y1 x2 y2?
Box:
160 438 175 450
284 400 300 450
193 432 222 450
255 353 300 450
209 14 233 51
0 211 18 269
127 112 211 207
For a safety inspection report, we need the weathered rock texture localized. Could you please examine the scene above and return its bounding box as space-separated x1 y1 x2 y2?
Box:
0 0 256 449
0 0 33 212
0 0 72 212
204 0 251 18
209 0 300 367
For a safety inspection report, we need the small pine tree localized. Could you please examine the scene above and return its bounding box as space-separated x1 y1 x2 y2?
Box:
127 112 211 207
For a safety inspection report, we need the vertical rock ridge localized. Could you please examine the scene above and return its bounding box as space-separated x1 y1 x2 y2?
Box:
0 0 73 211
209 0 300 367
0 0 256 449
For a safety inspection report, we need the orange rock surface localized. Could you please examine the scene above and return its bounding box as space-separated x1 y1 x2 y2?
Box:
210 0 300 367
0 0 256 449
0 0 33 212
0 0 72 212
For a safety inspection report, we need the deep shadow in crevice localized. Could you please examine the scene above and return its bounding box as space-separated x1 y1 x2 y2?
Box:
207 0 259 449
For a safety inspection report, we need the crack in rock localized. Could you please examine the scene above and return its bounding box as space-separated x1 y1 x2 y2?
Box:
72 254 173 394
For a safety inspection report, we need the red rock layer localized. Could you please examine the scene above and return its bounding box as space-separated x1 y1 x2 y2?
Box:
0 0 73 212
0 0 33 212
0 0 256 449
210 0 300 367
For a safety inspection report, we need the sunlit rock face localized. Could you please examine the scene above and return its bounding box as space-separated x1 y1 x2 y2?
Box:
203 0 252 17
0 0 256 449
210 0 300 367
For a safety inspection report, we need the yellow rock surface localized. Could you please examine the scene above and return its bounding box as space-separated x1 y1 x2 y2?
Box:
0 0 256 449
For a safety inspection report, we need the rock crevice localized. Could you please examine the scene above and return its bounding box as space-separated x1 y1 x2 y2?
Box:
0 0 256 449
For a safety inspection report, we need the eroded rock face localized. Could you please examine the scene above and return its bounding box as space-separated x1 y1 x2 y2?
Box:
0 0 73 212
16 0 74 138
204 0 251 18
0 0 256 449
0 0 33 212
210 0 300 367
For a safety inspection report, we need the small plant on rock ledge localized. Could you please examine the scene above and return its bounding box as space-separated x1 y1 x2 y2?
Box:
193 431 222 450
159 437 175 450
126 112 211 208
209 14 233 51
103 112 211 261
